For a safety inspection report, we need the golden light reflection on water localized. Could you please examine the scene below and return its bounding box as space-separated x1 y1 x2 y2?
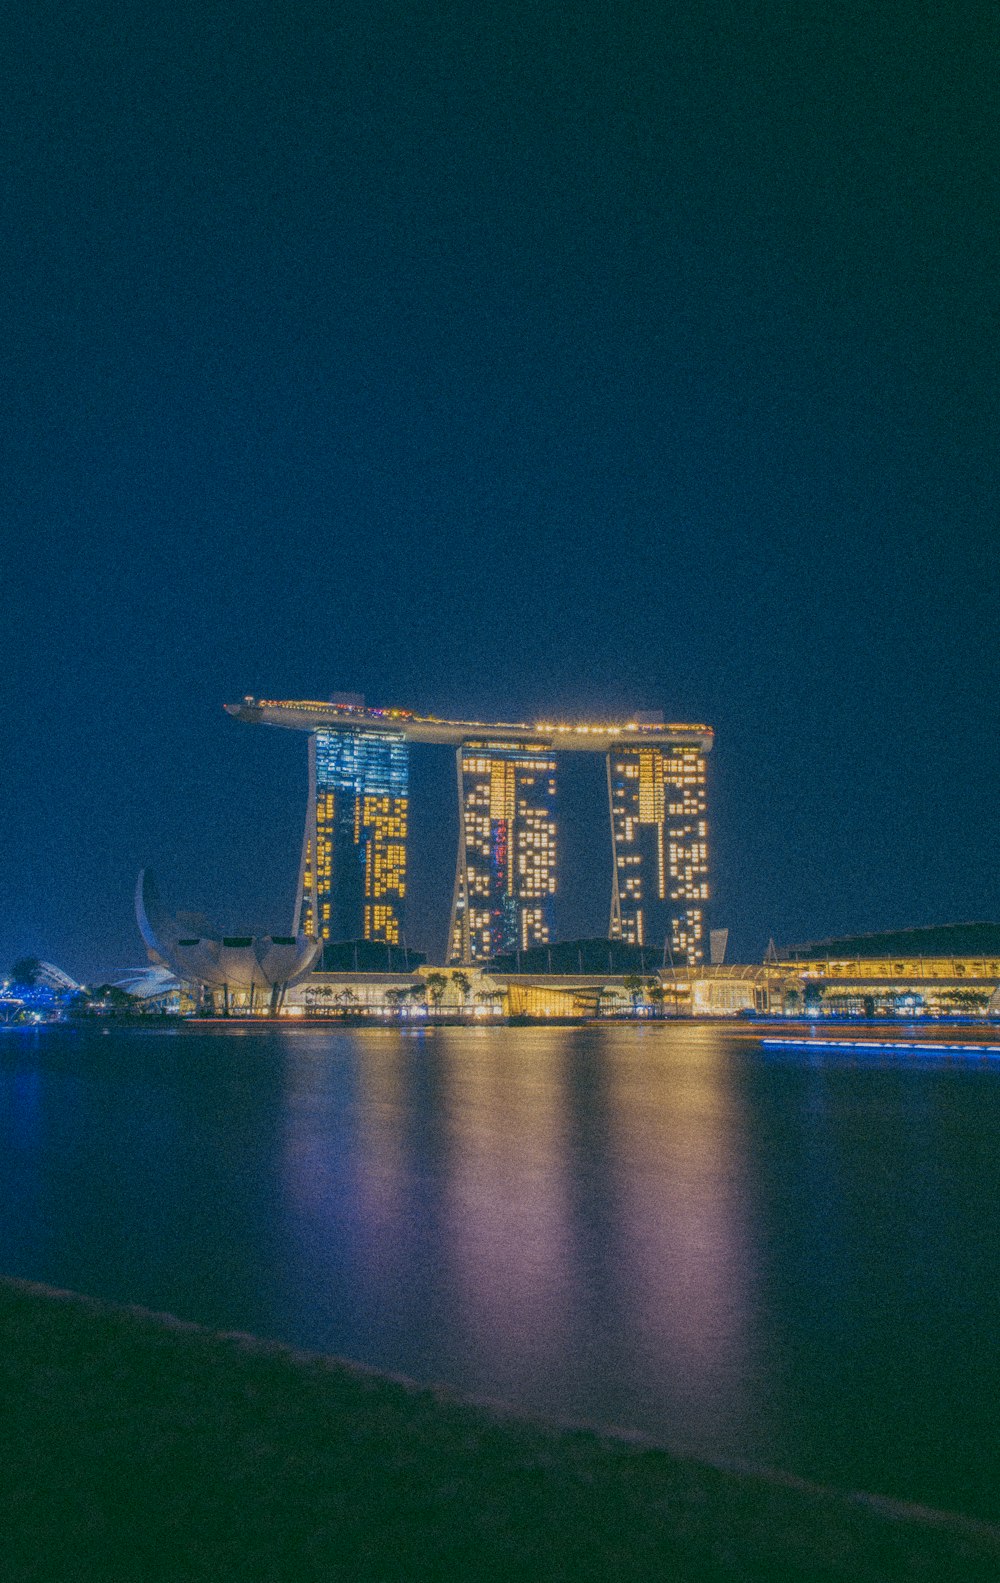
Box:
276 1024 756 1445
601 1025 756 1439
436 1029 571 1374
351 1033 412 1251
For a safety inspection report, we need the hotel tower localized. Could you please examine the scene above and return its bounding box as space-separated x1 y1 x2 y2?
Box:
299 720 409 948
448 741 557 963
607 742 709 963
226 697 713 965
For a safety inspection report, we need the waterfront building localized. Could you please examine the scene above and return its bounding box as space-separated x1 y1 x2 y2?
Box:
607 741 709 964
226 697 713 962
774 923 1000 1016
299 725 409 948
283 964 506 1017
135 870 319 1014
448 741 557 963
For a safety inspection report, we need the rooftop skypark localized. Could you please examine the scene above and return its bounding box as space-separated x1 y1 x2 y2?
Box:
225 696 713 753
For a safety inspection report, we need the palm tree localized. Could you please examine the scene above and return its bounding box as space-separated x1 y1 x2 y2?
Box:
425 972 448 1011
940 988 989 1012
623 973 646 1013
647 980 666 1019
452 970 471 1011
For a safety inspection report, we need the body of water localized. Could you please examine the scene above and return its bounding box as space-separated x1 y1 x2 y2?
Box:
1 1021 998 1518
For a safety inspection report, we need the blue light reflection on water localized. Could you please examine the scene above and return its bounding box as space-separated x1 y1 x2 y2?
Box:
763 1035 1000 1057
0 1022 999 1520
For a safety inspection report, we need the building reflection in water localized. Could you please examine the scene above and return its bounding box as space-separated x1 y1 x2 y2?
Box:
601 1025 758 1452
278 1024 757 1454
437 1029 572 1393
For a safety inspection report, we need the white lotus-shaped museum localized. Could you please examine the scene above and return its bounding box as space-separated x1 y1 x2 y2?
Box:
136 870 320 1011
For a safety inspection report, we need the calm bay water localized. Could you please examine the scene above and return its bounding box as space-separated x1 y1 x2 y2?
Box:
1 1021 999 1518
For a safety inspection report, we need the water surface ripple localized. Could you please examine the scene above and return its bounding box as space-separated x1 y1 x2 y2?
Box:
1 1022 998 1519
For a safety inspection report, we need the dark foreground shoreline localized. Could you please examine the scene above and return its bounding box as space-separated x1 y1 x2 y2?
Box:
1 1278 997 1582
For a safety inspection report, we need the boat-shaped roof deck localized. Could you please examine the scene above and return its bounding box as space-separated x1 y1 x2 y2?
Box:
226 698 713 754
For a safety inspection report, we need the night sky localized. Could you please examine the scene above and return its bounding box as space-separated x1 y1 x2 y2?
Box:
3 1 998 979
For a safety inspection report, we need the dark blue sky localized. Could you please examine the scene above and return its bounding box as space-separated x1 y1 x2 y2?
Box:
2 1 998 978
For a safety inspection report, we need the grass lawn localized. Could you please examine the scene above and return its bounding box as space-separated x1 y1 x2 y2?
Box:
0 1278 996 1581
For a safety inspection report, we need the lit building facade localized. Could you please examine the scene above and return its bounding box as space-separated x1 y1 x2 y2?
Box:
608 744 709 964
448 742 557 963
298 727 409 946
227 697 712 963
